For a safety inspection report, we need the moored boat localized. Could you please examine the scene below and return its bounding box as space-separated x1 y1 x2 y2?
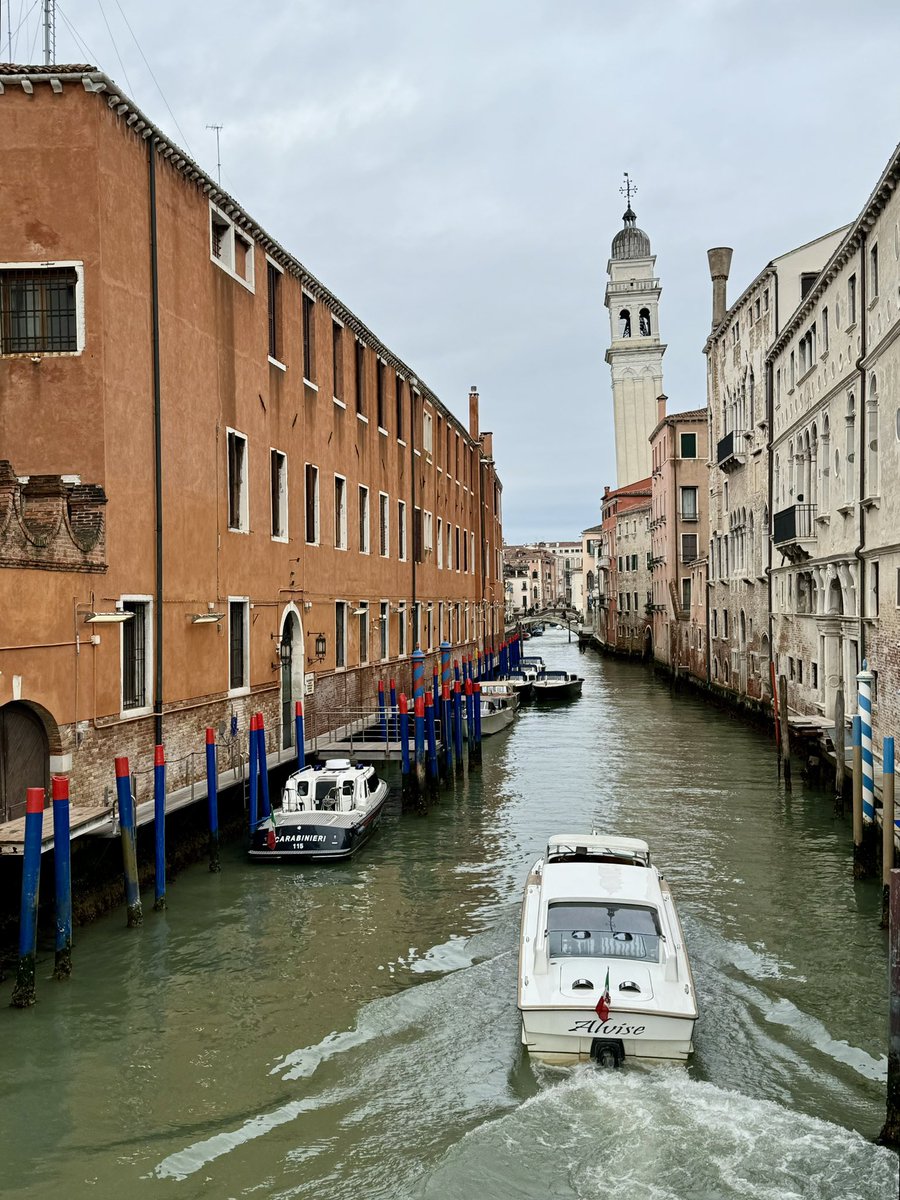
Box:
518 833 698 1065
248 758 388 862
532 669 583 700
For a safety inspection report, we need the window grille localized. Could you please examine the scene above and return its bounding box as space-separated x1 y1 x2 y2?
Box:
1 267 77 353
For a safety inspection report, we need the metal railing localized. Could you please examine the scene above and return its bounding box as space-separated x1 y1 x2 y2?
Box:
773 503 817 544
717 429 747 466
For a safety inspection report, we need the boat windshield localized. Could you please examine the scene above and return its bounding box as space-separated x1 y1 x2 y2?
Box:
547 902 662 962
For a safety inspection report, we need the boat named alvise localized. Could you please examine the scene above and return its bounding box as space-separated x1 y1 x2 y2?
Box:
517 834 698 1065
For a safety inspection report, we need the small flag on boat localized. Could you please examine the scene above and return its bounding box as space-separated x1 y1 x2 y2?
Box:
595 968 611 1023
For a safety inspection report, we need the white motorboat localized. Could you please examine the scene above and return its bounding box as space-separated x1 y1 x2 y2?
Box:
518 833 698 1065
463 695 516 736
532 670 583 700
478 680 519 709
495 670 534 702
248 759 388 861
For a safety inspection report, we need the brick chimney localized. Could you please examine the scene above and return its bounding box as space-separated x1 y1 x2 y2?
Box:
657 393 667 425
707 247 733 329
468 385 479 440
481 431 493 460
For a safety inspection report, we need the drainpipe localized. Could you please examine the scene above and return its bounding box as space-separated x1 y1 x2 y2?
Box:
149 137 164 746
409 380 418 646
855 234 868 667
766 268 779 696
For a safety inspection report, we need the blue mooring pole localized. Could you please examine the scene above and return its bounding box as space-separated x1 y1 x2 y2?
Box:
389 678 397 737
454 658 461 685
248 713 259 832
432 666 440 712
413 648 426 797
51 775 72 980
453 681 464 772
11 787 45 1007
425 692 439 795
294 701 306 770
115 756 142 928
153 744 166 911
465 678 475 745
257 712 271 821
442 683 454 782
378 680 387 744
206 728 221 873
473 681 483 762
398 693 412 799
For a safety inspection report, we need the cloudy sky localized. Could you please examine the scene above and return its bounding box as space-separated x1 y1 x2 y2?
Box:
11 0 900 541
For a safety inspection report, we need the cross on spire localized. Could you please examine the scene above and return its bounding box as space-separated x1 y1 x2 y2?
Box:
619 172 637 210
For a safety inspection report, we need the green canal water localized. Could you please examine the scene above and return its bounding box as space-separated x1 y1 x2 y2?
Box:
1 630 898 1198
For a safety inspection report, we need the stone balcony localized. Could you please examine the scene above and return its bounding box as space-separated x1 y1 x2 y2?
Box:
772 503 817 562
717 429 748 471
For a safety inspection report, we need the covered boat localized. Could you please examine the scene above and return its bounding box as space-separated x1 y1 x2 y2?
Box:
532 669 583 700
518 833 698 1064
248 759 388 862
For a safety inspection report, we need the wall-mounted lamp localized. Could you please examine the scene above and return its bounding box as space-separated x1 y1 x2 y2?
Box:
307 632 327 662
191 612 225 624
351 606 367 616
303 600 313 611
84 611 133 624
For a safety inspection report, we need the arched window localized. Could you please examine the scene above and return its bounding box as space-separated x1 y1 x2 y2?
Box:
846 393 856 504
748 369 755 427
639 307 651 336
821 414 831 511
809 423 818 507
868 374 879 497
619 309 632 338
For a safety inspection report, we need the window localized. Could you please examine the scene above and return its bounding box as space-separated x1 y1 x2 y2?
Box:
1 265 79 354
798 660 804 684
470 532 475 574
270 449 287 539
267 260 282 361
380 601 389 660
379 492 389 557
376 360 386 430
723 609 729 638
413 601 422 650
121 599 150 712
764 288 770 311
437 517 443 568
423 408 434 455
681 534 698 562
355 339 366 415
305 463 319 544
681 579 691 610
822 306 829 353
870 244 879 300
413 506 423 563
619 308 632 337
455 525 460 571
335 601 347 668
790 350 795 389
812 661 819 689
398 500 407 561
679 432 697 458
463 528 468 572
423 510 434 553
395 375 405 439
871 560 880 617
848 273 857 325
332 319 343 399
209 204 255 288
398 602 407 656
358 485 370 554
680 486 698 520
228 599 249 691
227 429 248 532
446 522 453 569
334 475 348 549
639 307 651 336
357 602 369 664
302 292 316 382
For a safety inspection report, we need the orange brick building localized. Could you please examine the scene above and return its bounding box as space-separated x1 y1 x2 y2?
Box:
0 65 503 820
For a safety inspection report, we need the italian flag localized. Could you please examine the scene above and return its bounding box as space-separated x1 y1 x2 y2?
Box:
595 967 611 1023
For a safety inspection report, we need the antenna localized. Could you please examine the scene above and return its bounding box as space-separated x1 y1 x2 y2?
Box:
206 124 223 185
43 0 56 66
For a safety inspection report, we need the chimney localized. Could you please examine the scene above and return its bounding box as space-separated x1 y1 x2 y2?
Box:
707 247 733 329
468 385 480 440
481 430 493 460
657 393 667 425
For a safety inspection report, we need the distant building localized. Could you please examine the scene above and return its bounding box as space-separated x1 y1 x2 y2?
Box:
594 481 652 655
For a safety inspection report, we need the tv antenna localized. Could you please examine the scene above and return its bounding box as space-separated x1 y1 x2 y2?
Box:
206 124 223 185
43 0 56 66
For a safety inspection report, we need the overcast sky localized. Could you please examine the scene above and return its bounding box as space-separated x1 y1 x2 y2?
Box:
12 0 900 541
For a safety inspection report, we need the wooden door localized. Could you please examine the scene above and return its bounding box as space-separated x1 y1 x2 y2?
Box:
0 703 49 822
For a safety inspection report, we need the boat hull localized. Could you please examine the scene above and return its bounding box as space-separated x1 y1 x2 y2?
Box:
480 707 516 736
520 1005 696 1063
532 679 583 701
247 792 387 862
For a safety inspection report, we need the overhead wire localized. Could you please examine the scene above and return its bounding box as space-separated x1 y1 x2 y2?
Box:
55 3 100 63
95 0 134 96
10 0 35 59
26 0 40 61
112 0 193 155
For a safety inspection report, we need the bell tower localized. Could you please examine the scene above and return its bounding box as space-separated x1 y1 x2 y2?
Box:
604 174 666 486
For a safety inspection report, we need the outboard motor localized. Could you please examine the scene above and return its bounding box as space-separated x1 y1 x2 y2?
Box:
590 1037 624 1069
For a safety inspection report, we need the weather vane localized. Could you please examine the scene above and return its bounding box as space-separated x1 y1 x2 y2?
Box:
619 172 637 209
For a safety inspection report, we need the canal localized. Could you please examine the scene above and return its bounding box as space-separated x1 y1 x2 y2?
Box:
2 630 898 1198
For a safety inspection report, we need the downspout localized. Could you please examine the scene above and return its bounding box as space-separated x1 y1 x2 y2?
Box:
149 137 164 746
854 234 868 667
410 384 417 646
766 269 779 701
477 451 487 649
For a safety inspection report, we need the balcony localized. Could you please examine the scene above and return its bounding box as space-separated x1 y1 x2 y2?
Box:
717 429 747 471
773 503 817 562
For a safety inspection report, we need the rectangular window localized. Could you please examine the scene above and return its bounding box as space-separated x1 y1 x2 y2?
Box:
822 306 829 353
812 661 819 689
398 500 407 561
398 602 407 656
447 522 453 570
424 510 434 553
413 506 423 562
723 609 729 638
376 360 386 430
463 529 468 573
121 600 150 711
270 449 287 539
379 492 389 557
334 475 347 550
849 273 857 324
470 532 475 574
870 245 879 300
798 659 804 685
357 602 369 664
380 601 389 660
680 486 698 521
413 601 422 650
871 560 880 616
302 292 316 382
437 517 444 568
358 485 370 554
331 319 342 399
305 463 319 544
0 265 79 354
423 408 434 455
210 205 255 287
355 339 366 414
267 261 281 361
396 375 405 439
455 526 461 571
790 350 795 388
426 603 433 650
789 656 795 682
227 429 248 532
438 600 445 643
335 601 347 668
229 599 249 691
679 432 697 458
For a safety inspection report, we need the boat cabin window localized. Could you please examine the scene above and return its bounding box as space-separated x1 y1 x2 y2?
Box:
315 779 339 809
366 774 380 794
547 902 662 962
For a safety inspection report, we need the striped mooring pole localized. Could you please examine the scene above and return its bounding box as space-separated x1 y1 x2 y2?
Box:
442 682 454 782
11 787 45 1007
205 728 221 873
378 680 387 744
425 692 439 797
248 713 259 832
473 682 483 760
453 680 464 773
114 756 142 928
412 648 426 796
294 701 306 770
398 693 413 800
464 678 475 745
858 661 875 824
153 744 167 911
51 775 73 980
256 712 271 821
389 678 397 737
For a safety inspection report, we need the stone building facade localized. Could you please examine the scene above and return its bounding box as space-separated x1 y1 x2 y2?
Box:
594 482 651 655
769 141 900 759
502 544 559 612
649 398 708 672
0 65 503 820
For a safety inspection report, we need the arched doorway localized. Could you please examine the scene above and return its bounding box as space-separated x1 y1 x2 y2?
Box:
279 606 305 749
0 702 50 821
